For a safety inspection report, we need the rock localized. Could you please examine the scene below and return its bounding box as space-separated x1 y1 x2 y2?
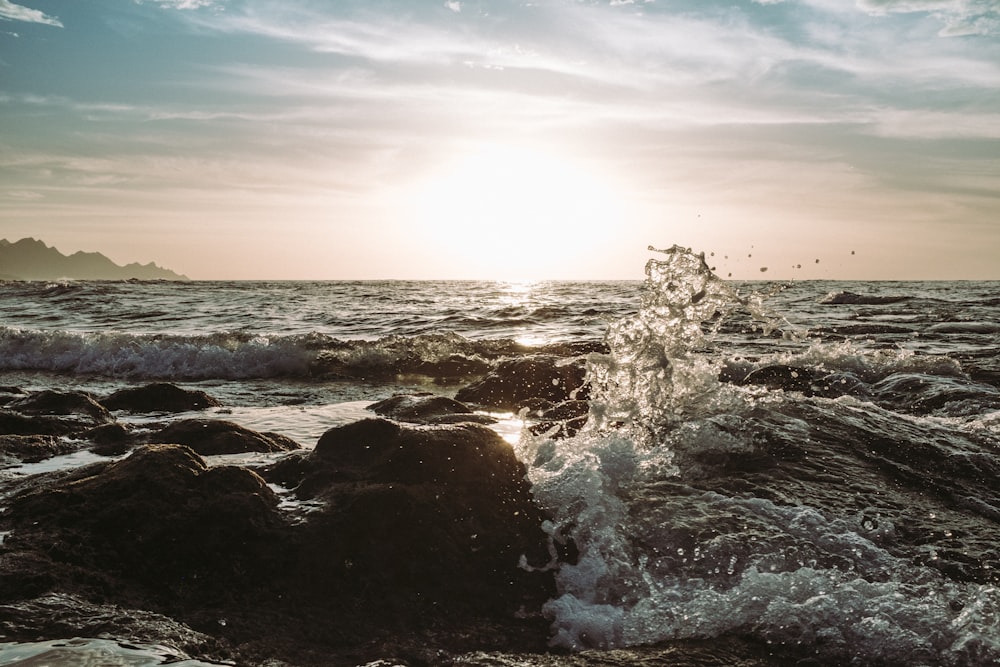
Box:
0 411 79 436
455 356 588 411
0 419 559 664
2 444 287 604
84 422 134 456
8 390 112 425
0 434 76 464
367 393 493 425
0 593 222 657
266 418 555 617
149 419 301 455
103 383 221 413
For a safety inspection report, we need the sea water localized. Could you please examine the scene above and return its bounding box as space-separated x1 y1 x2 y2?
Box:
1 252 999 665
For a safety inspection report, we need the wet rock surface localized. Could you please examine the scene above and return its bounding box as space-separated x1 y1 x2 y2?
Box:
455 355 589 411
7 389 112 425
367 392 493 425
0 434 76 464
149 418 302 455
264 418 555 612
0 414 562 666
103 382 222 413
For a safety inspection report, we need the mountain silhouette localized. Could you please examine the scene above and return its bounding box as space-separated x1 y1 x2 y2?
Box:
0 238 189 281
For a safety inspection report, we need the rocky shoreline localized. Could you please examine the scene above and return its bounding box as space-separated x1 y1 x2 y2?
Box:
0 361 594 666
5 352 992 666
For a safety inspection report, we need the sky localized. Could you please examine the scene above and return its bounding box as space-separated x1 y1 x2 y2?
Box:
1 0 998 281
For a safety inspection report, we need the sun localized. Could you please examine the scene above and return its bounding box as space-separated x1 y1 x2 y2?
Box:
404 144 625 280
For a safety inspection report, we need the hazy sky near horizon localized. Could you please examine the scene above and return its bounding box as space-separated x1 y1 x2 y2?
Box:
1 0 998 280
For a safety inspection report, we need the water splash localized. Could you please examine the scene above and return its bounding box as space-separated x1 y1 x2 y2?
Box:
584 245 776 447
519 245 1000 663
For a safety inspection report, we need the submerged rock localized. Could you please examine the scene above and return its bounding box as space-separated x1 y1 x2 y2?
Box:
0 434 76 464
149 418 301 455
103 383 221 413
455 355 588 410
7 390 112 425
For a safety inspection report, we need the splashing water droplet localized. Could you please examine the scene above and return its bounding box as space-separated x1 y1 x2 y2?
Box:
584 246 739 447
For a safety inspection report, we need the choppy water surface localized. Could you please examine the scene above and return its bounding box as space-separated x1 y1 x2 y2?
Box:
1 255 999 665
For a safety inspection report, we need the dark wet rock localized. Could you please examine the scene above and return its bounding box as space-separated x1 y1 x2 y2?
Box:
0 419 558 666
259 430 303 452
85 422 134 456
265 418 555 615
0 434 76 464
455 355 588 410
8 390 112 425
103 382 221 413
0 593 224 659
721 364 874 400
2 444 287 605
149 418 301 455
367 392 493 425
0 411 79 436
411 354 492 380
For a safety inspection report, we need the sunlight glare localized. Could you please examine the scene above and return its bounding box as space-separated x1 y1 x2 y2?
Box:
407 144 624 280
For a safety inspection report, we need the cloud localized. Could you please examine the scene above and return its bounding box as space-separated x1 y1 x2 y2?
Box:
444 1 462 13
0 0 62 27
856 0 1000 35
143 0 223 9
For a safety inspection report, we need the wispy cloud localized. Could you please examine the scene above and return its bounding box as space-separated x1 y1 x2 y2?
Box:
857 0 1000 35
0 0 62 27
141 0 225 9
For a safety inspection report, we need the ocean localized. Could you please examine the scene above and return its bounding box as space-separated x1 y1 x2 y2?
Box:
1 246 999 665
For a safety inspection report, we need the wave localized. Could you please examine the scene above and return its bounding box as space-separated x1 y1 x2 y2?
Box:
0 327 596 382
0 327 317 380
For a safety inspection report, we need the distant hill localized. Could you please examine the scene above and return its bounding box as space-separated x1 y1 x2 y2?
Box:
0 238 189 281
